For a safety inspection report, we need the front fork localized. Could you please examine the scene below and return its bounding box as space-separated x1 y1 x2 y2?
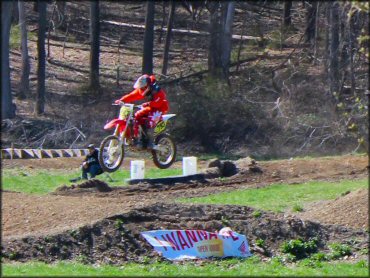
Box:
114 121 135 146
113 125 120 137
108 126 122 152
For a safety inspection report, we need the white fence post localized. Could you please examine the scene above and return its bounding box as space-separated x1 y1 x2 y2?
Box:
131 160 145 179
183 156 197 176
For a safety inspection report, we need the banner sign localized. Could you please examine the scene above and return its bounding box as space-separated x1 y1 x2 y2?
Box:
141 229 251 260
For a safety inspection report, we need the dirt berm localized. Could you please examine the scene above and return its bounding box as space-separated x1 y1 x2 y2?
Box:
2 203 368 265
1 154 368 264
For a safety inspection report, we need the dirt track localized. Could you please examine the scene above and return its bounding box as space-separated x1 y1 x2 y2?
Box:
1 154 369 264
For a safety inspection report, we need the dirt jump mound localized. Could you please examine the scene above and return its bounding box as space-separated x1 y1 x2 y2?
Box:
2 203 368 265
298 188 369 229
54 179 112 194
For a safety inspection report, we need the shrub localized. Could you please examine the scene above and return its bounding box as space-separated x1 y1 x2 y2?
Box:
328 243 352 259
255 239 265 248
292 204 304 212
115 218 124 229
359 248 368 255
220 215 230 226
309 252 328 262
299 258 324 268
281 238 318 260
252 210 262 218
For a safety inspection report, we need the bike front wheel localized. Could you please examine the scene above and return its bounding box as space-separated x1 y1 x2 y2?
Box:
151 133 176 169
99 135 125 172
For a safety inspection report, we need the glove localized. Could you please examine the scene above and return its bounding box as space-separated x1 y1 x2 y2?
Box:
142 102 150 107
114 99 122 104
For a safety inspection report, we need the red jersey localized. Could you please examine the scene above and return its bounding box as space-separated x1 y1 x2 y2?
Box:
119 87 169 114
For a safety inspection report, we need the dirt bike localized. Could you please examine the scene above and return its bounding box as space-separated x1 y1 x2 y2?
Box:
98 101 177 172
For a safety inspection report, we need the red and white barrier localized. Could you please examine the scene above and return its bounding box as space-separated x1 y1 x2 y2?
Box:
1 148 90 159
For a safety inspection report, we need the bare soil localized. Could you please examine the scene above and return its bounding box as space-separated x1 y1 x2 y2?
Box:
1 154 369 264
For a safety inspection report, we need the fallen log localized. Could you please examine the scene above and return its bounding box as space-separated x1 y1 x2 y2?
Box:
102 19 262 42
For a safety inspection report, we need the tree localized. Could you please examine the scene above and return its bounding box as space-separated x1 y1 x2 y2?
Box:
18 0 30 99
305 1 318 45
11 0 19 24
328 2 340 95
282 1 292 27
1 1 16 119
142 1 155 74
208 1 222 78
207 1 235 81
161 0 176 76
348 10 359 93
220 1 235 81
35 0 47 115
89 0 100 91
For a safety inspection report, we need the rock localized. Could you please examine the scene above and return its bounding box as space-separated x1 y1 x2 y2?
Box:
201 167 221 179
234 156 262 174
221 161 238 177
206 159 238 178
235 156 256 168
207 159 222 169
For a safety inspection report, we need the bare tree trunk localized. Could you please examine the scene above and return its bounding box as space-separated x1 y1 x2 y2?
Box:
1 1 16 119
33 1 38 12
324 3 330 75
56 1 66 22
305 1 317 45
89 0 100 91
282 1 292 27
349 11 357 94
328 2 340 95
142 1 155 74
47 3 57 58
236 12 248 73
221 1 235 81
11 0 19 24
35 0 47 115
313 2 319 59
157 1 166 44
208 1 234 81
18 0 30 99
161 0 175 76
208 1 223 78
339 6 353 92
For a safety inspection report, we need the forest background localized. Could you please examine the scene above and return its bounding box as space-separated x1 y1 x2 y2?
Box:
1 0 369 159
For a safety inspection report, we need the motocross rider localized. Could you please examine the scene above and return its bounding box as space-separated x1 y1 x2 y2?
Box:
115 74 169 149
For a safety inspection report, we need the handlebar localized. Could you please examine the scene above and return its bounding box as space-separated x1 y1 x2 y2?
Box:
112 101 142 109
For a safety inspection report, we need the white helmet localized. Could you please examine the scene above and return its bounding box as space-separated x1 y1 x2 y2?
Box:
133 74 150 89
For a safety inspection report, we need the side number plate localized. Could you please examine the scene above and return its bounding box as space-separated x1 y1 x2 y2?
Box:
154 120 166 134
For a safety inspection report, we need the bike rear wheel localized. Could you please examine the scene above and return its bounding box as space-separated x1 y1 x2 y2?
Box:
151 133 176 169
99 135 125 172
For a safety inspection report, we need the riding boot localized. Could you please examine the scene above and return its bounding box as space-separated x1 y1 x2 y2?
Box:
140 125 149 149
146 129 154 149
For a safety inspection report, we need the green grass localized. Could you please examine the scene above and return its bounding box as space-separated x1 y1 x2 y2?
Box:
10 25 21 49
2 257 368 277
10 24 36 49
1 167 182 195
178 179 368 212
